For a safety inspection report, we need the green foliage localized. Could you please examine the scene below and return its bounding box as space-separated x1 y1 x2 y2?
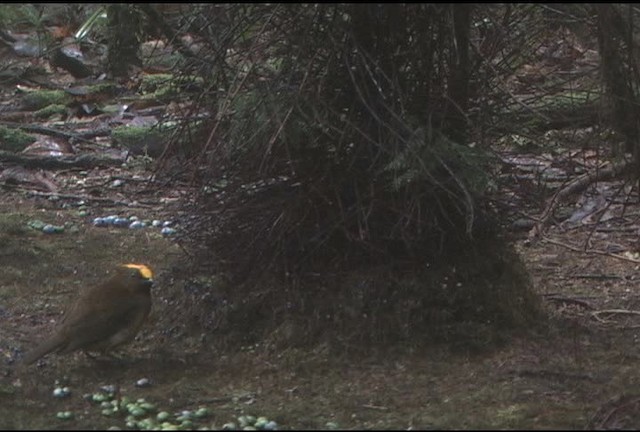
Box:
383 127 494 196
0 4 45 30
0 126 36 152
140 73 204 99
225 88 299 161
139 74 174 93
74 5 107 40
111 125 167 157
21 90 70 111
33 104 67 119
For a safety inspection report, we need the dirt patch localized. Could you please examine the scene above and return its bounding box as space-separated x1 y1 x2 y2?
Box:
1 190 640 429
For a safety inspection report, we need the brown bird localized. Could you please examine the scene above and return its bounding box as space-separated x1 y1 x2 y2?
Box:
23 263 153 365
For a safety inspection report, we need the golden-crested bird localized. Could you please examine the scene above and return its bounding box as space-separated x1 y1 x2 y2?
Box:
23 264 153 365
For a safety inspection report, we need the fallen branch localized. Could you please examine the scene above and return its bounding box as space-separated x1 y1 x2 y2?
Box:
589 395 640 429
573 274 623 280
592 309 640 319
529 161 634 238
514 368 598 382
542 236 640 264
23 190 153 208
0 121 111 142
362 404 389 411
0 150 125 169
196 393 256 405
542 295 595 310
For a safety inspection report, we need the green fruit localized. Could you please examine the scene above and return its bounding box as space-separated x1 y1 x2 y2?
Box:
140 402 156 411
130 407 147 417
157 411 171 422
92 393 108 403
254 417 268 429
55 411 73 420
195 407 210 418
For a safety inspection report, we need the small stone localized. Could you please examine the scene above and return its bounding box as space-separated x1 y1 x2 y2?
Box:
263 421 278 431
113 217 129 227
135 378 151 388
53 387 71 398
28 220 46 230
112 179 124 187
162 220 173 227
100 384 117 394
177 410 193 421
152 219 163 227
42 224 64 234
161 227 176 237
56 411 74 420
129 221 145 229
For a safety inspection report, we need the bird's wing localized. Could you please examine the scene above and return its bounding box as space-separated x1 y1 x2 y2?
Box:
61 297 150 352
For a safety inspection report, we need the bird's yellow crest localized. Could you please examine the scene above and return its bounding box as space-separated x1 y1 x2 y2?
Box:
123 264 153 280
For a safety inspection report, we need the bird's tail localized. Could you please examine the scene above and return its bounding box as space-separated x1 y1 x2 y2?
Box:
23 335 65 365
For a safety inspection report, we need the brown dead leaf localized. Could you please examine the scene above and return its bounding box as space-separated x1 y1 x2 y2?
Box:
22 136 74 156
0 166 58 192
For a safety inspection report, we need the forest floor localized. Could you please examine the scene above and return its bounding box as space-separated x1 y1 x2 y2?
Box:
0 12 637 429
2 166 640 430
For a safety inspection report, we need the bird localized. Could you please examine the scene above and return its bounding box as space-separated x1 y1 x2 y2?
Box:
23 263 154 365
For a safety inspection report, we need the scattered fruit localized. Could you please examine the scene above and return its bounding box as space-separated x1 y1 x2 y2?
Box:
55 411 74 420
136 378 152 388
161 227 176 236
52 386 71 398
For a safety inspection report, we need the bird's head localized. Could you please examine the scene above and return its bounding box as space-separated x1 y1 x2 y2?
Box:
121 263 154 288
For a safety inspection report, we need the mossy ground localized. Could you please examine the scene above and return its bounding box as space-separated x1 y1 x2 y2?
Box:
0 194 637 429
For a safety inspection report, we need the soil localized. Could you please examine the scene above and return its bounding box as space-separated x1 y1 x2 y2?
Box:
2 168 640 430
